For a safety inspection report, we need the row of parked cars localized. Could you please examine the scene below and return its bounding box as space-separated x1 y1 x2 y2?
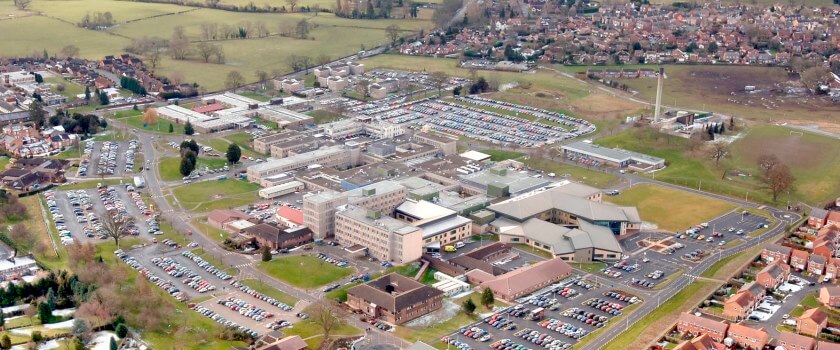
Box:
456 326 492 342
462 96 595 136
181 251 233 281
98 186 140 236
489 338 536 350
228 280 294 312
582 298 623 316
560 309 607 329
44 190 75 246
217 297 274 322
540 315 594 338
77 141 97 176
315 253 349 268
115 250 188 302
124 140 139 173
604 291 640 304
515 328 576 349
96 141 121 175
192 304 259 338
150 256 217 293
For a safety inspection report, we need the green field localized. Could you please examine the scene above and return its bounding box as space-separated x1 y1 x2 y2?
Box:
45 76 85 100
159 156 230 181
395 293 505 345
113 109 186 134
480 149 525 161
172 179 259 212
307 109 344 124
606 183 737 232
283 305 362 349
598 125 840 206
257 255 353 288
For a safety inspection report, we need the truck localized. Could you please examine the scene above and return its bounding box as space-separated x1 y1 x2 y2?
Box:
133 176 145 188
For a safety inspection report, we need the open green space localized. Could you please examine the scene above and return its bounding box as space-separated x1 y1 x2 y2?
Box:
192 216 230 243
570 262 607 274
606 183 736 232
45 76 85 100
522 157 620 188
236 91 271 102
283 305 361 349
604 281 718 349
257 255 353 289
114 110 185 135
395 293 505 345
480 149 525 162
159 156 230 181
172 179 259 212
59 178 131 190
0 156 10 170
240 279 299 306
307 109 344 125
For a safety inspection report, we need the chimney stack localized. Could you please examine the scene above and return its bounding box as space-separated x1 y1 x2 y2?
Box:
654 67 664 122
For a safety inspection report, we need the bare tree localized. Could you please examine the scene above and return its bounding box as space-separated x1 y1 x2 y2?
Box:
316 53 331 68
60 45 80 59
255 21 269 37
757 154 780 178
101 214 135 249
255 70 270 89
205 0 221 7
429 71 448 96
199 22 218 40
195 42 217 63
146 50 162 71
225 70 245 92
285 0 299 12
169 26 191 60
169 71 185 86
9 223 35 251
385 24 401 45
311 302 346 348
764 163 794 202
707 142 729 166
355 79 370 99
14 0 32 10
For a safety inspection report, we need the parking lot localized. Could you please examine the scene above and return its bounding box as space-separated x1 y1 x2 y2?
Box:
77 140 140 177
441 276 642 350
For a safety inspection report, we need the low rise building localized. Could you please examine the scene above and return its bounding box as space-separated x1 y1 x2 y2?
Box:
246 145 359 182
726 323 769 350
796 308 828 338
346 273 443 324
776 331 817 350
244 224 313 250
335 205 422 263
675 312 729 343
755 261 790 289
561 141 665 172
207 209 254 230
819 286 840 308
479 258 573 301
762 243 792 264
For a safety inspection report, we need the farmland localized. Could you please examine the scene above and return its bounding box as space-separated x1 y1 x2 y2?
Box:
0 1 431 91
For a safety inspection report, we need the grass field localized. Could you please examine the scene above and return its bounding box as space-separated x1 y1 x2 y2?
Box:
598 125 840 206
606 183 736 232
257 255 353 288
283 304 361 349
159 156 229 181
522 157 620 188
172 179 259 212
192 216 230 243
240 279 299 306
45 76 85 100
307 109 344 124
481 149 525 161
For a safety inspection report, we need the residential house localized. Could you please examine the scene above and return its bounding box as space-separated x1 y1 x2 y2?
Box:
776 331 817 350
826 258 840 280
791 249 810 271
755 261 790 289
673 333 725 350
809 208 829 228
675 312 729 342
726 323 769 350
723 282 764 321
796 308 828 338
808 254 827 275
827 211 840 227
762 244 792 264
819 286 840 308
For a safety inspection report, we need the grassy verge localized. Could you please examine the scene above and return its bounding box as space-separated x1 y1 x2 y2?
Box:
522 157 620 188
59 178 131 190
480 149 525 161
512 244 554 259
159 157 229 182
570 262 607 274
283 305 361 348
192 216 230 243
257 255 353 289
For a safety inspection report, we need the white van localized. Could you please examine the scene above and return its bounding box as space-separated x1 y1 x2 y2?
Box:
455 241 466 249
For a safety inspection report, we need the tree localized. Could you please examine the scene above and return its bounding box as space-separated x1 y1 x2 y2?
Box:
101 213 135 249
708 143 729 166
38 302 52 324
429 71 448 96
261 246 272 262
13 0 31 10
316 53 331 67
295 19 310 39
168 123 174 133
355 79 370 99
184 121 194 135
180 155 196 176
385 24 401 45
1 334 10 350
0 311 5 330
757 154 780 177
765 163 794 202
286 0 299 11
71 319 91 344
462 298 477 315
23 304 36 326
311 302 346 348
480 288 494 308
109 337 118 350
33 73 43 84
99 91 110 105
84 86 91 101
29 100 46 129
169 26 191 60
226 144 241 164
195 42 218 63
180 140 200 156
800 66 831 92
31 330 43 343
61 45 80 59
115 324 128 338
143 108 158 126
46 288 56 310
225 70 245 92
206 0 221 7
255 70 270 89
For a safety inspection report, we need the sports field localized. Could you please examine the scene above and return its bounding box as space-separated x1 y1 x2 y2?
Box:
606 183 736 232
159 157 230 181
172 179 259 212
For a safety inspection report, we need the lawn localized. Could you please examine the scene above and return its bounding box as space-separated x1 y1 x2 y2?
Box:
480 149 525 162
570 262 607 274
59 178 131 190
159 156 230 181
114 110 185 135
604 281 719 350
240 279 299 306
22 196 66 271
192 216 230 243
257 255 353 289
606 183 736 232
0 156 9 170
0 15 129 59
283 305 361 348
307 109 344 124
236 91 271 102
522 157 620 188
45 76 85 100
172 179 259 212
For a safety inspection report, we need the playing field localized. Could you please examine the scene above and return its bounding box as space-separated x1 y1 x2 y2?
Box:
606 183 736 232
257 255 353 288
159 156 230 181
172 179 259 212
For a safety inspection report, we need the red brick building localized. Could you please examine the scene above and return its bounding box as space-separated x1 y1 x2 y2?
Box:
796 308 828 338
675 312 729 342
755 261 790 289
777 331 817 350
726 323 769 350
761 244 792 264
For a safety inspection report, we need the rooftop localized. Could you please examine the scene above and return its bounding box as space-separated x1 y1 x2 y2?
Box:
338 205 419 236
562 141 664 165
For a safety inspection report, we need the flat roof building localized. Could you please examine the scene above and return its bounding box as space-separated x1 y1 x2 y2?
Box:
460 167 551 198
335 205 422 263
246 145 359 183
561 141 664 171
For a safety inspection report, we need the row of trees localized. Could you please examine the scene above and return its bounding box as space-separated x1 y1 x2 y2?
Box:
78 11 115 30
179 139 200 176
120 76 148 96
